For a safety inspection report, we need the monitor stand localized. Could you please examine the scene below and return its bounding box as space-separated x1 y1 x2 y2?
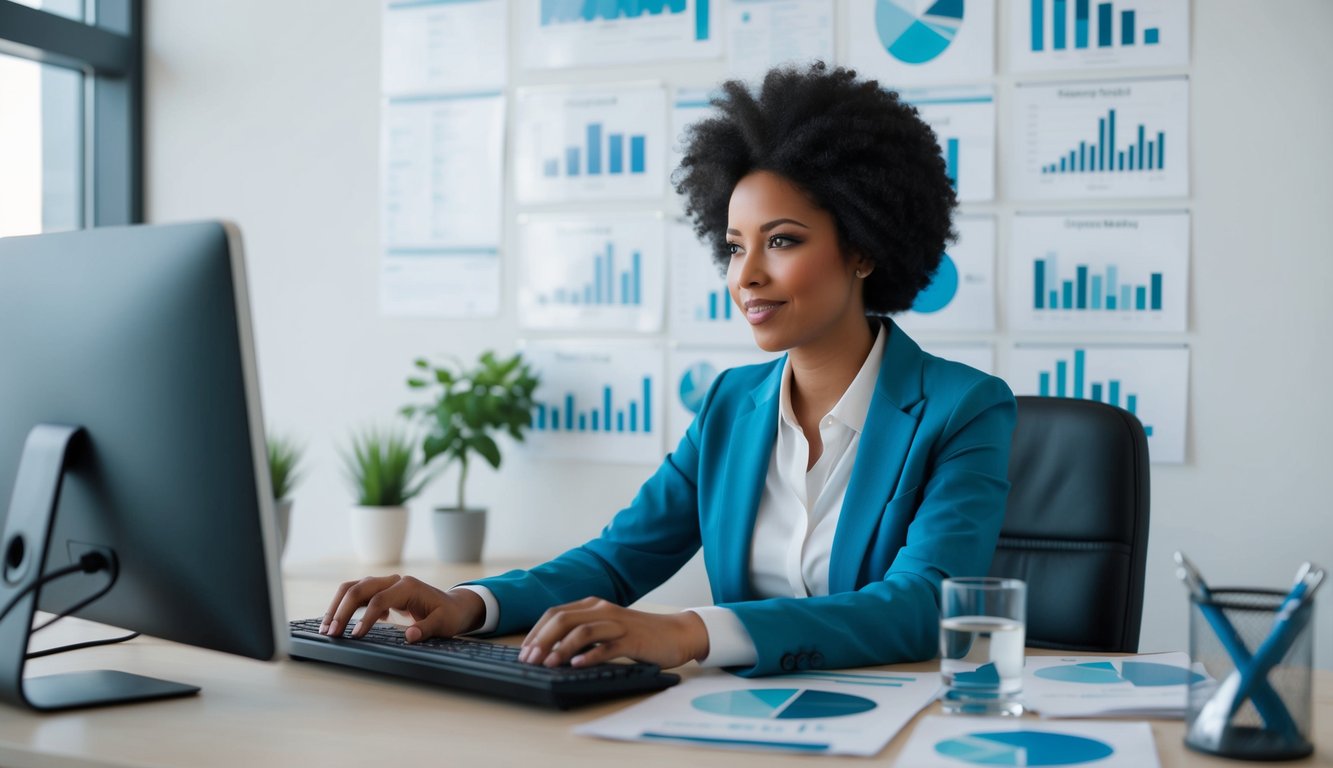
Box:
0 424 199 712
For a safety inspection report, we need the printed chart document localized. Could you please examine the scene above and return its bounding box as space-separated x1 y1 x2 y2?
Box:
896 716 1159 767
576 668 939 755
1023 652 1203 719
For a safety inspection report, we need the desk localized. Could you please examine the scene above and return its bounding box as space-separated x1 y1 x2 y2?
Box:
1 560 1329 767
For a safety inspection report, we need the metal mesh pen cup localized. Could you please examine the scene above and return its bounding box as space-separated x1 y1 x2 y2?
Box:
1185 588 1314 760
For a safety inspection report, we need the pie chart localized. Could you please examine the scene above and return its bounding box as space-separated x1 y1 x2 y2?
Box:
691 689 877 720
876 0 964 65
677 361 717 414
912 252 959 314
1035 661 1204 687
935 730 1114 766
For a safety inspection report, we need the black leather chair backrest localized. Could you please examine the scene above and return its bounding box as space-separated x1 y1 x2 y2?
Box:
989 396 1151 653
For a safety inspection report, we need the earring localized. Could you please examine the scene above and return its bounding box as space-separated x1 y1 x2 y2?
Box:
854 270 867 279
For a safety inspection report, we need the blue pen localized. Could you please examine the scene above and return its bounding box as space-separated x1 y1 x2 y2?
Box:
1225 566 1324 723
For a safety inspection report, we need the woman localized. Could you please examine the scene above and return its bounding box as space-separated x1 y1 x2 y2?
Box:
322 62 1016 677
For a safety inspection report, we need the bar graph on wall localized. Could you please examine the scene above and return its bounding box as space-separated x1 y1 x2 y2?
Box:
901 86 996 203
1011 0 1189 72
515 84 666 203
520 213 665 332
1008 345 1189 463
524 0 717 68
668 217 754 346
522 342 666 464
1010 77 1188 200
1008 211 1188 332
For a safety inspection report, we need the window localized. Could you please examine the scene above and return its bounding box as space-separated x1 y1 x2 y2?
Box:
0 0 141 236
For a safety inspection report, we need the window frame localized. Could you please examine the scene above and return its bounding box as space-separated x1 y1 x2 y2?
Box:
0 0 142 227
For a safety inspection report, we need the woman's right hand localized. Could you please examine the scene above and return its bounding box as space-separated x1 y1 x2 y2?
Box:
320 575 486 643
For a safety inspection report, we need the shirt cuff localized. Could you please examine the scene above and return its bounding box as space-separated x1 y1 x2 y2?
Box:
687 606 758 668
451 584 499 635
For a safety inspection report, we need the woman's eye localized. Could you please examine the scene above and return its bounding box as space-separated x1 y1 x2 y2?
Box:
769 235 797 248
726 242 741 256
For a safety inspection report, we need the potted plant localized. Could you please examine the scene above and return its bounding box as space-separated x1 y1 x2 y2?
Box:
266 434 305 558
341 426 432 565
403 351 539 562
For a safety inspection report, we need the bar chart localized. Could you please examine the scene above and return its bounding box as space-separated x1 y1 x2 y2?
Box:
522 341 666 464
902 86 995 203
895 216 996 333
520 213 665 332
668 217 754 346
1011 0 1189 72
524 0 717 68
1008 345 1188 463
1009 211 1188 332
515 84 666 203
1010 77 1188 200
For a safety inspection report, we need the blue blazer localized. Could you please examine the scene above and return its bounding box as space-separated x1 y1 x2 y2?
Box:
473 321 1016 676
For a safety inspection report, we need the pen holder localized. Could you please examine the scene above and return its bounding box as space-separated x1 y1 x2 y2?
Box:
1185 588 1314 761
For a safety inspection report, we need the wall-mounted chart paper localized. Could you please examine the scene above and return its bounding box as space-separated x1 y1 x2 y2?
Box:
382 93 504 249
901 85 995 203
894 716 1160 767
668 347 778 444
520 0 719 69
727 0 835 82
894 215 995 333
578 668 941 755
845 0 995 86
521 340 665 465
381 0 506 96
515 84 667 204
380 250 499 318
1009 211 1189 333
669 88 719 210
1010 77 1189 200
918 342 994 375
668 217 755 346
519 213 665 333
1011 0 1190 73
1008 345 1188 463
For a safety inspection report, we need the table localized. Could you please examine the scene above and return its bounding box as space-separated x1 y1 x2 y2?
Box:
0 559 1328 767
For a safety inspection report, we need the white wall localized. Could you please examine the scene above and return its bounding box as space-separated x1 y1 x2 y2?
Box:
145 0 1333 668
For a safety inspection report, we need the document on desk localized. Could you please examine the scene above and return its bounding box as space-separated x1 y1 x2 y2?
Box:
574 668 940 755
895 716 1159 767
1022 651 1204 719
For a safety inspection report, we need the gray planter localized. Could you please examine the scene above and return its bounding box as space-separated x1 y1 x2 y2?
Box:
432 507 486 563
274 498 293 557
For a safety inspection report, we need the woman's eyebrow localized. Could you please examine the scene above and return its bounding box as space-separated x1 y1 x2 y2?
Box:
726 218 810 236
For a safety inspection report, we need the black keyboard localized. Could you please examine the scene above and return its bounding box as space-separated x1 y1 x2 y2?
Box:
288 618 680 709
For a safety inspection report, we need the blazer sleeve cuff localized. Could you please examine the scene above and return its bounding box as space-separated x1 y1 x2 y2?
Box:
686 606 758 668
451 584 500 635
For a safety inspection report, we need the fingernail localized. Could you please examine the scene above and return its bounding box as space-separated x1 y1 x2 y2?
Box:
352 620 362 636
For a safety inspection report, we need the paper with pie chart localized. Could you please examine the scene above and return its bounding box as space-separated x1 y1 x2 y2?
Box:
575 668 940 755
845 0 995 86
1023 652 1205 719
668 348 778 446
895 716 1159 767
894 215 995 333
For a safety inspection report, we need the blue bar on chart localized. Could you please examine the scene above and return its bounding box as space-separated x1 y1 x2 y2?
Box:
540 0 710 41
542 243 643 307
1041 108 1167 174
544 122 649 178
1029 0 1161 52
1035 349 1154 435
1032 255 1164 312
696 288 734 321
531 376 655 434
944 138 960 189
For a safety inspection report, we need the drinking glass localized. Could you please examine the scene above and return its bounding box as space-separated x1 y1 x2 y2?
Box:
939 576 1026 716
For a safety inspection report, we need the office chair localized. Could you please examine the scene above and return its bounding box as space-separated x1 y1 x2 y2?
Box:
989 396 1151 653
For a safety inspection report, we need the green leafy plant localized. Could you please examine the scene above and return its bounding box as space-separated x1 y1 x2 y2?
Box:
341 427 432 507
266 435 305 501
403 351 540 510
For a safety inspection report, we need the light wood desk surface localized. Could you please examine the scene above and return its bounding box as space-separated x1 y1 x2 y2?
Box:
1 559 1329 767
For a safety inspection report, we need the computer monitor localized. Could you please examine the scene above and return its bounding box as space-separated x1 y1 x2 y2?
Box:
0 221 286 711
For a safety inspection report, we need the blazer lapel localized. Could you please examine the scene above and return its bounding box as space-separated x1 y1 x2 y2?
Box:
828 321 927 593
713 358 783 603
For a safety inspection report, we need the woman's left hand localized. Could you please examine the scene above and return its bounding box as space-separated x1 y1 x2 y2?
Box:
518 597 709 669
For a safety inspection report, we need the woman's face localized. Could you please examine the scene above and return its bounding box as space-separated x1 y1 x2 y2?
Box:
726 170 871 354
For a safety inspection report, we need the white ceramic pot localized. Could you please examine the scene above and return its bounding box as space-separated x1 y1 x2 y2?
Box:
274 498 294 557
350 505 409 565
432 507 486 563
